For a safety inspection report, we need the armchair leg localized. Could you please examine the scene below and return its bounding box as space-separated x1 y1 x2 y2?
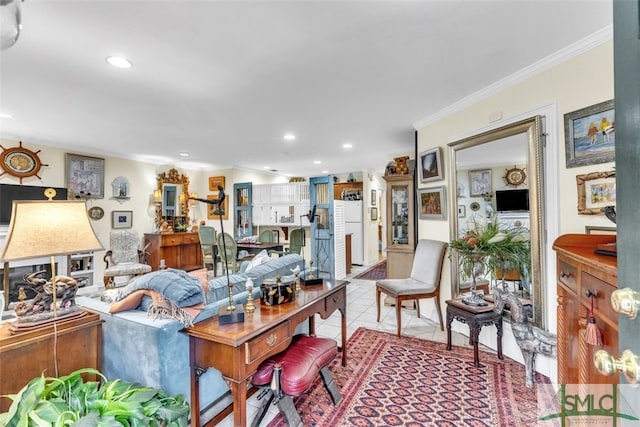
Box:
435 295 444 331
376 287 382 322
395 296 402 336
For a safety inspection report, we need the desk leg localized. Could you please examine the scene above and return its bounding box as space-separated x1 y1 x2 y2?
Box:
340 306 347 366
230 379 248 427
308 315 316 336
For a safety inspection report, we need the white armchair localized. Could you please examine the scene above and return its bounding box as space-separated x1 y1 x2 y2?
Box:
103 230 152 287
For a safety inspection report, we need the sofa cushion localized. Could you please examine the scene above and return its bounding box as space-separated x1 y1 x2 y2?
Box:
117 268 204 307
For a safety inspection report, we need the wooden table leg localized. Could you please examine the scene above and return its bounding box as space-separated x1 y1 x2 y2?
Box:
469 320 481 367
495 317 504 359
340 306 347 366
190 338 200 427
230 379 248 427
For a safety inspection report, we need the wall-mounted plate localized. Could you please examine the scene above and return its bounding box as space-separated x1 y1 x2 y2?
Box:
88 206 104 220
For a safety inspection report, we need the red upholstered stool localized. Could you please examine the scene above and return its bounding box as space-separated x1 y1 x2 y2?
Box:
251 335 342 427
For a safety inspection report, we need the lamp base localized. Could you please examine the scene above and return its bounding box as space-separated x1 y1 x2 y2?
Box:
219 305 245 325
10 307 85 334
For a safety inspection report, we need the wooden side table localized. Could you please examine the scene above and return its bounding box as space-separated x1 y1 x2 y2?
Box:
445 299 503 367
0 310 102 412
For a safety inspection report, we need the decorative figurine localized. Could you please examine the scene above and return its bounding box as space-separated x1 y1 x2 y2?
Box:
245 278 256 314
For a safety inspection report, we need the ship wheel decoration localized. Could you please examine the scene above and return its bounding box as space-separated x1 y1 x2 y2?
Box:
503 166 526 187
0 141 48 183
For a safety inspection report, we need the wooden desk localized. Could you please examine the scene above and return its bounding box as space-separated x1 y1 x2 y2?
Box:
236 242 284 255
185 280 348 427
445 299 503 367
0 310 102 412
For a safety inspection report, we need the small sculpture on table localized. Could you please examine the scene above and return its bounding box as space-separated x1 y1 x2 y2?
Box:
245 278 256 314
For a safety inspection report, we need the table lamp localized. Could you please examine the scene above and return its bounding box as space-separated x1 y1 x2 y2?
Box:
0 190 104 329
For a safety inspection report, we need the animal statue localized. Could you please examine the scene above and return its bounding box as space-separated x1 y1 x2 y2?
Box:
493 287 557 387
14 270 78 317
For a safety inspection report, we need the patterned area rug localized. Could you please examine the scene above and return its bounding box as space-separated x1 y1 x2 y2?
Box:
267 327 556 427
354 260 386 280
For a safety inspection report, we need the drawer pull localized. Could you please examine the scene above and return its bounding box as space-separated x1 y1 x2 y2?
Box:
560 271 571 279
266 333 278 347
584 289 597 298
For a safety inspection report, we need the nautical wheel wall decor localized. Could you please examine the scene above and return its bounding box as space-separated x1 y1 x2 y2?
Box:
503 166 526 187
0 141 48 183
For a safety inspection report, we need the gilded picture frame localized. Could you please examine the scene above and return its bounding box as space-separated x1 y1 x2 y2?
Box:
208 176 226 191
576 170 616 215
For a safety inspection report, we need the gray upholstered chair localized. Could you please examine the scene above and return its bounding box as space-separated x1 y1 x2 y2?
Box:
103 230 152 287
376 239 448 336
198 226 217 272
216 232 240 274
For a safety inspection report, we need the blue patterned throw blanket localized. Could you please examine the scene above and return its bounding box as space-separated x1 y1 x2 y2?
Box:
113 269 205 326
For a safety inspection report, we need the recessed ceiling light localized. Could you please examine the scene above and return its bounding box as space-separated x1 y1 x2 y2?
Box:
342 143 353 149
284 133 296 141
263 166 270 169
178 152 190 157
313 160 322 165
0 113 12 119
106 56 133 69
322 170 329 174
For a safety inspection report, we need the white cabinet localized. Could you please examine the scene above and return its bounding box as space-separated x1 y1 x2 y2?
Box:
252 183 311 227
68 252 94 289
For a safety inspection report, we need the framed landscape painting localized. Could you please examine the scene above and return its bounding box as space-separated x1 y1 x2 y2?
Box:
418 186 446 220
419 147 444 183
564 99 615 168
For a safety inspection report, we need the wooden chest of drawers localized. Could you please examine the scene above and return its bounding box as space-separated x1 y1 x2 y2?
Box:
553 234 618 385
145 232 202 271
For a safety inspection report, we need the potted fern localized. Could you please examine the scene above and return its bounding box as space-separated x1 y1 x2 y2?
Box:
0 368 190 426
450 216 530 305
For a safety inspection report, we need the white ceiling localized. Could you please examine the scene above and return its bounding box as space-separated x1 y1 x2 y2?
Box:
0 1 612 178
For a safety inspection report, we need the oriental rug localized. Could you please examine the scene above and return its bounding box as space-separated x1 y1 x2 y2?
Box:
267 327 556 427
353 260 386 280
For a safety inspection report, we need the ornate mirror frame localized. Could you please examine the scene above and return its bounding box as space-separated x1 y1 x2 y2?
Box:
447 116 546 328
156 168 190 222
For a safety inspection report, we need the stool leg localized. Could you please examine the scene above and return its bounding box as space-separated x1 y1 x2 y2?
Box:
319 366 342 405
277 396 303 427
251 389 274 427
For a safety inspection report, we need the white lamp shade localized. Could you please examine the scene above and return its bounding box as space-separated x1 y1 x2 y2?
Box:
0 0 22 51
0 200 104 261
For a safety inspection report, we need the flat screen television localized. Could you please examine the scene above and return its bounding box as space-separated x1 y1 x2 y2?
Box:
0 184 68 225
495 189 529 212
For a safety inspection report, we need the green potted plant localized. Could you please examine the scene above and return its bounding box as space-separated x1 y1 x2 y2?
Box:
0 368 190 426
450 216 530 304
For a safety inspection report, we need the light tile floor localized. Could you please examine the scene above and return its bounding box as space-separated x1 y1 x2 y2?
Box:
217 262 476 427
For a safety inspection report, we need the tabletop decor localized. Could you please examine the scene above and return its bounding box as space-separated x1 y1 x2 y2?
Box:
450 216 529 306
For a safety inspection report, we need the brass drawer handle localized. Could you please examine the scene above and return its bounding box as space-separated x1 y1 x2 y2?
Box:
560 271 571 279
266 333 278 347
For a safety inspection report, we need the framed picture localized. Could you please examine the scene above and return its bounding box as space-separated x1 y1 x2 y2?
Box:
585 225 616 235
371 189 376 206
206 194 229 220
458 205 466 218
371 207 378 221
468 169 492 197
66 153 105 199
576 170 616 214
564 99 615 168
418 186 446 220
111 210 132 229
208 176 226 191
419 147 444 183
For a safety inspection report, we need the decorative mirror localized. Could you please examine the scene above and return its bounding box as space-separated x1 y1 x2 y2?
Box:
448 116 546 327
156 168 190 227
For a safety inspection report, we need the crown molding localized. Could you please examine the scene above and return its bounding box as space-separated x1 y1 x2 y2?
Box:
413 26 613 130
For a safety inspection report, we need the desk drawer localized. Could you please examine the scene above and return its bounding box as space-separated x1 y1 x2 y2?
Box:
557 257 578 293
582 272 617 325
161 234 182 247
181 233 200 245
325 288 345 314
245 321 291 366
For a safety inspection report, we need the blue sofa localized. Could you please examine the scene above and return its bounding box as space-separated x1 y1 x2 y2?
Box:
77 253 304 423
